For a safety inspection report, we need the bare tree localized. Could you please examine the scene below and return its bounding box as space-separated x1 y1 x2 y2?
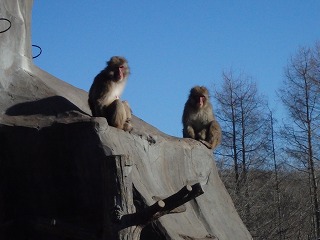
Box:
214 69 271 233
279 42 320 238
269 109 283 240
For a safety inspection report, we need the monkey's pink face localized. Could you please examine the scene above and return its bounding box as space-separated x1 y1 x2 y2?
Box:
118 65 125 81
112 65 128 81
191 94 206 109
197 95 207 108
189 86 209 109
199 96 206 108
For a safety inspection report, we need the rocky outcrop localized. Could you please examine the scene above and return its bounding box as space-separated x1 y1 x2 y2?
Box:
0 1 252 239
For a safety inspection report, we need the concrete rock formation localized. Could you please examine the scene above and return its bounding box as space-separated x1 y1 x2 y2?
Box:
0 1 252 239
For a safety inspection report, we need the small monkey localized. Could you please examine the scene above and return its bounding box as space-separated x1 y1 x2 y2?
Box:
182 86 221 149
88 56 132 131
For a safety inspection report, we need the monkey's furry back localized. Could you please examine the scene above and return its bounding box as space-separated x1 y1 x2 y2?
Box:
88 69 113 116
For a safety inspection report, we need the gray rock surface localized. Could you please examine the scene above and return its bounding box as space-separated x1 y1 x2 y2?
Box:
0 1 252 239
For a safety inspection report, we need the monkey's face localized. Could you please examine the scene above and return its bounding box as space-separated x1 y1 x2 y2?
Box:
189 86 209 109
193 94 206 108
114 64 128 81
107 56 130 82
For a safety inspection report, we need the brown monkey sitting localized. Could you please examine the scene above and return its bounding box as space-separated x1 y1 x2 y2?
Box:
182 86 221 149
88 56 133 131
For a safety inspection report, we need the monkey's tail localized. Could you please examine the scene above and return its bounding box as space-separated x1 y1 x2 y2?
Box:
199 140 213 149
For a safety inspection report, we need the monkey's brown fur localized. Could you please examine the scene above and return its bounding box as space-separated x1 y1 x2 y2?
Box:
182 86 221 149
88 56 132 131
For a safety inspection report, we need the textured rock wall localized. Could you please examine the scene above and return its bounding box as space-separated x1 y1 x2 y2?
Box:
0 1 252 239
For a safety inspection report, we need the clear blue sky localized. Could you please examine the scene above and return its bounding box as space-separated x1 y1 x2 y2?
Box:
31 1 320 137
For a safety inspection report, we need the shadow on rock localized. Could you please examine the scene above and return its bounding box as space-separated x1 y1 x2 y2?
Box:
5 95 89 116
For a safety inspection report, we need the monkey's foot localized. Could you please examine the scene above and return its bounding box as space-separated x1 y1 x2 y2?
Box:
123 119 133 132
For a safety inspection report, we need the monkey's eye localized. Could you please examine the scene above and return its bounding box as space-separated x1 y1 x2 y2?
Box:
119 65 124 69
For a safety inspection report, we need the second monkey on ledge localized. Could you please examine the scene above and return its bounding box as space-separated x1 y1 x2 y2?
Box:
182 86 222 149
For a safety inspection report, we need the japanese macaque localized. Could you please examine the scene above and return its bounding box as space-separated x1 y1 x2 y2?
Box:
182 86 221 149
88 56 133 131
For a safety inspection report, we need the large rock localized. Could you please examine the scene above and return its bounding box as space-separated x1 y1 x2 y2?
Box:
0 1 252 239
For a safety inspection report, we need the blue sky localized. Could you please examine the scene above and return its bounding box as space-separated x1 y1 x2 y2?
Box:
31 1 320 137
